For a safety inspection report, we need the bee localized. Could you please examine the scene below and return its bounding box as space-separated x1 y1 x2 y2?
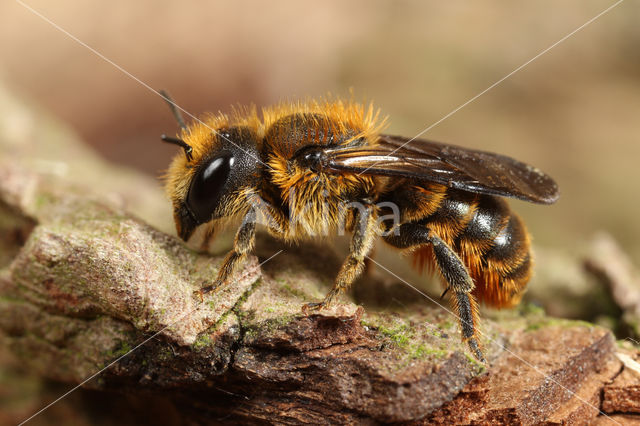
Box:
160 92 559 362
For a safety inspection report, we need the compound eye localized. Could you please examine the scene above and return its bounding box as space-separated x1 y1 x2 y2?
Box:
187 151 234 223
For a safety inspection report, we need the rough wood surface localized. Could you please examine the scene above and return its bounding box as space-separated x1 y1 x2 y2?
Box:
602 349 640 415
1 83 640 425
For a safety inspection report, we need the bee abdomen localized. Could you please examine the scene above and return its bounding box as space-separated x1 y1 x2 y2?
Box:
475 211 532 307
414 191 532 308
483 211 529 272
456 195 510 248
454 195 532 307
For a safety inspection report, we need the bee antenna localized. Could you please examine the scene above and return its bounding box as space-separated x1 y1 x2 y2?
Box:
161 134 194 162
159 89 187 130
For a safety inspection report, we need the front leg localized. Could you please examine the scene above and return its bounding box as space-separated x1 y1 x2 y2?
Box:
196 217 256 297
303 203 378 312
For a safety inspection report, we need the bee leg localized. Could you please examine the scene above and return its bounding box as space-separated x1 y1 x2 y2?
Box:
363 245 377 276
302 204 377 313
430 234 484 363
384 224 485 362
195 219 256 298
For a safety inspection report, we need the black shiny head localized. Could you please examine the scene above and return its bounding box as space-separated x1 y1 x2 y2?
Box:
175 126 260 242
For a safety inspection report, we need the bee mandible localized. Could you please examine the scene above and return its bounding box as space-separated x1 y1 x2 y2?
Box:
160 92 559 362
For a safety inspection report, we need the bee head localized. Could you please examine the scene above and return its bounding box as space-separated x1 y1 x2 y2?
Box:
164 126 260 241
159 91 261 242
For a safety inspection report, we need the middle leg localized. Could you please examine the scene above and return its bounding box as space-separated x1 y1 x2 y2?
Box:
303 203 378 312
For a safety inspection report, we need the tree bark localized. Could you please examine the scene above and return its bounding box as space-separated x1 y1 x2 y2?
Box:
1 82 639 425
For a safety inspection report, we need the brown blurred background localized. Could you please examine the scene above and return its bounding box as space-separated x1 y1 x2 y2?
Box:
1 2 640 423
1 0 639 260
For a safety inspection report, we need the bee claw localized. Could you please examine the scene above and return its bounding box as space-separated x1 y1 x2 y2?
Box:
193 289 205 302
193 281 222 302
467 338 486 364
302 301 326 315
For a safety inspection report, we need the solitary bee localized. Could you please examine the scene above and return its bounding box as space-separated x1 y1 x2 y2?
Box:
160 92 559 362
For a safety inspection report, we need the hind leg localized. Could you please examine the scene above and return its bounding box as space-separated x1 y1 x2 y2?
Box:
385 223 485 362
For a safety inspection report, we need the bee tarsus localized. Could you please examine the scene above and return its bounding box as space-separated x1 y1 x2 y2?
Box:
301 301 327 315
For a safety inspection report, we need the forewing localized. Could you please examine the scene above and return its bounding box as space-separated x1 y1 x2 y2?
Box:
322 134 559 204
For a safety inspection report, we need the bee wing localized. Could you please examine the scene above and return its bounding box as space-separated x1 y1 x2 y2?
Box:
322 134 559 204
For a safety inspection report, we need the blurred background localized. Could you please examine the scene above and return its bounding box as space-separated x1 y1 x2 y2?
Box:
1 0 639 261
1 1 640 424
